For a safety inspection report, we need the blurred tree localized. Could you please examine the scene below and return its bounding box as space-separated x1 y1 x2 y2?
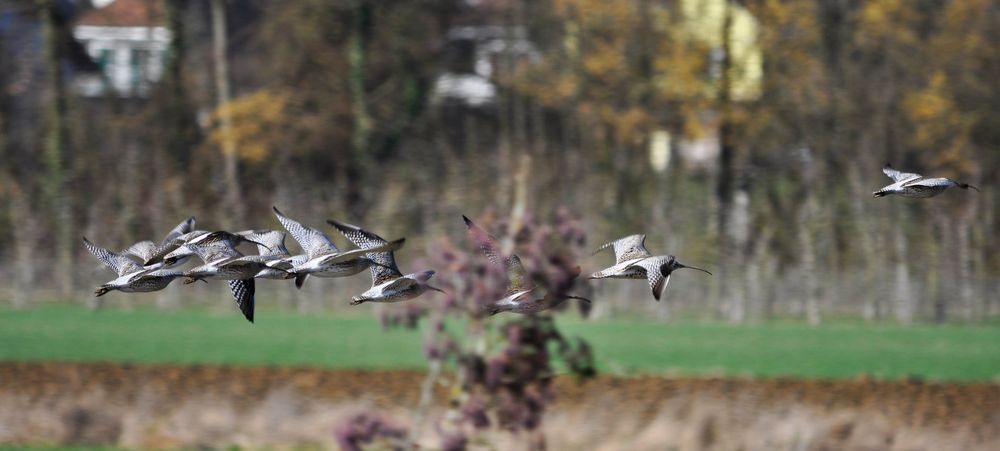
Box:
40 0 74 297
211 0 243 227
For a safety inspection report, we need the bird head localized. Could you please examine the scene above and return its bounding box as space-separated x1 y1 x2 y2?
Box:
662 256 712 276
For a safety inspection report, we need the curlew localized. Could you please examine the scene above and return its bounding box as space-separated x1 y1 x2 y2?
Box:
590 234 711 301
166 230 275 323
463 215 590 315
273 207 404 288
82 237 183 297
121 216 200 269
328 219 442 305
873 164 979 198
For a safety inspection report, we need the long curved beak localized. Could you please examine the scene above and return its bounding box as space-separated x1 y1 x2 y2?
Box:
427 285 446 294
678 263 712 276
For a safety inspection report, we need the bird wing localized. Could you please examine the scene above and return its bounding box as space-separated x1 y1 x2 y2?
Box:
122 240 160 264
187 233 244 263
314 238 405 265
630 256 670 301
594 234 651 265
83 237 144 277
504 255 531 295
902 177 950 188
160 216 196 243
382 275 418 292
327 219 403 285
144 230 207 265
228 279 255 323
882 164 922 183
236 229 290 257
272 207 339 259
462 215 533 295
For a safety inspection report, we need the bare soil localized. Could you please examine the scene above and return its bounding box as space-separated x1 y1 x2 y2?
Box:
0 362 997 450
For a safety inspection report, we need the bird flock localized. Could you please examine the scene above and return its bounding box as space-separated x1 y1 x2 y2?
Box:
83 164 979 323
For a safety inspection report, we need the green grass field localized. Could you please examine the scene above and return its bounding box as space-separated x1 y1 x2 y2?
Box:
2 304 998 381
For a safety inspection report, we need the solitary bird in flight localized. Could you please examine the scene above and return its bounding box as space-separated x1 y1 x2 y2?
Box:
590 234 711 301
873 164 979 198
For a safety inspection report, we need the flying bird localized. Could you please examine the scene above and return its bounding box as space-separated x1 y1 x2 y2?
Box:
234 229 300 280
873 164 979 198
328 219 442 305
82 237 182 297
121 216 200 269
166 230 274 323
273 207 404 288
590 234 711 301
463 215 590 315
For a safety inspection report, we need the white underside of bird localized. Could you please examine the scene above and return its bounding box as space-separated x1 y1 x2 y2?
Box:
96 269 183 296
589 257 648 279
873 164 979 198
350 270 438 304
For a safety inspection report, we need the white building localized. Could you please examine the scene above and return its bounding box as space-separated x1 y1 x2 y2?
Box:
73 0 171 98
432 26 539 107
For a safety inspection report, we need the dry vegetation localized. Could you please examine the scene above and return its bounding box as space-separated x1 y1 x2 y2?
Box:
1 362 997 450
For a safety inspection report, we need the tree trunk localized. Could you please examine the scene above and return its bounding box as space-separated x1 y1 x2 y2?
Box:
955 200 976 321
714 1 738 320
211 0 243 228
347 0 373 218
891 206 913 325
798 194 821 326
162 0 197 199
41 0 74 298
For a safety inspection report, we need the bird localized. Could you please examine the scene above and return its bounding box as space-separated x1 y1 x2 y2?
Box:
121 216 199 270
166 230 275 323
234 229 300 280
873 163 980 198
590 234 711 301
172 231 277 283
327 219 443 305
463 215 590 315
273 207 405 288
142 229 210 268
82 237 183 297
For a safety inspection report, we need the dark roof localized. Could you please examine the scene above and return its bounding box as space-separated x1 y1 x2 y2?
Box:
77 0 164 27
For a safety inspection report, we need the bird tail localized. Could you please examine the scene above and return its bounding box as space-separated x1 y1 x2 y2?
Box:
872 189 890 198
294 273 309 289
94 285 113 297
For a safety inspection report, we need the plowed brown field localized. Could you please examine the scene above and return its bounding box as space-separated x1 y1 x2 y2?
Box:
1 362 997 450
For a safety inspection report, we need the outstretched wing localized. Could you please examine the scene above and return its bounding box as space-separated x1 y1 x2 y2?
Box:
122 240 160 265
327 219 403 285
631 256 670 301
272 207 339 259
161 216 196 243
902 177 950 189
228 279 255 323
236 229 290 257
462 215 532 295
83 237 144 276
594 234 651 264
882 164 922 183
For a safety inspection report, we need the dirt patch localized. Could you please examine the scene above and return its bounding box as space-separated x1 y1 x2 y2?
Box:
0 362 997 449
